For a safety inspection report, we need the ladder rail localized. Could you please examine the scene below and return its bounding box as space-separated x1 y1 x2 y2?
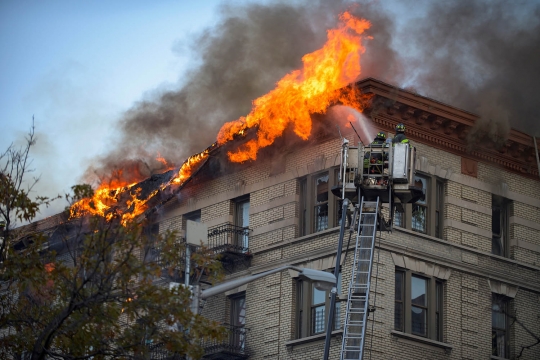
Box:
340 197 379 360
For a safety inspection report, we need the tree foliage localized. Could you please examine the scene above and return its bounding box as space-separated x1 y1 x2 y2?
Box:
0 123 225 359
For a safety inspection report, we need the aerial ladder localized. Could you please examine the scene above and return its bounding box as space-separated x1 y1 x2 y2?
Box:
324 136 423 360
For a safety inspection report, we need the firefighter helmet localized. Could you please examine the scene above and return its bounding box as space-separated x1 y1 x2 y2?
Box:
396 123 405 133
376 131 386 139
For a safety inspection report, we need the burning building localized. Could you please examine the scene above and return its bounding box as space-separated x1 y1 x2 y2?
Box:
146 77 540 360
8 10 540 359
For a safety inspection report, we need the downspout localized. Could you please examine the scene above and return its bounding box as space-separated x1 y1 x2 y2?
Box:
534 136 540 178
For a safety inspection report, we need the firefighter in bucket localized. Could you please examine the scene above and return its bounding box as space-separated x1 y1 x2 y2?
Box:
363 132 389 185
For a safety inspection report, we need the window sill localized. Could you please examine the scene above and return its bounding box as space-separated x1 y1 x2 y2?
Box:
285 330 343 348
391 330 453 351
490 356 509 360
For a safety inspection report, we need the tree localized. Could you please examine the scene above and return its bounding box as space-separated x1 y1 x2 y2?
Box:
0 123 225 359
0 119 58 261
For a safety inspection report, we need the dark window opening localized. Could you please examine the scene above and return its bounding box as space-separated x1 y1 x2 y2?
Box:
492 196 509 257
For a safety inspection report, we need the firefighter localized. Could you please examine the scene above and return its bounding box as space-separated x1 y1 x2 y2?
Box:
392 123 409 144
364 132 388 177
371 131 387 146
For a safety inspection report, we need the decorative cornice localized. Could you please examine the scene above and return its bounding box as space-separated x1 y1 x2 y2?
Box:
355 78 540 180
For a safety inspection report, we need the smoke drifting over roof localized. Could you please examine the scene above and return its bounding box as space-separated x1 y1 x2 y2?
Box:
400 0 540 144
83 0 540 185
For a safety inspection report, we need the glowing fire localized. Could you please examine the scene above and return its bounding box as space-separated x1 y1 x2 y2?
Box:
70 11 374 224
70 147 212 224
217 11 372 162
70 182 139 223
171 149 211 185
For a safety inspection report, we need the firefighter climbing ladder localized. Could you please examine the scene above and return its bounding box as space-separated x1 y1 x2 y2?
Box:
340 196 380 360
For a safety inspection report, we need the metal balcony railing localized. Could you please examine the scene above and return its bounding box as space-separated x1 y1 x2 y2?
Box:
203 324 250 359
207 223 250 255
147 342 184 360
146 237 187 281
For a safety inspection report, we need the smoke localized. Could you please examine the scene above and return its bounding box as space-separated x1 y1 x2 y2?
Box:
399 0 540 142
83 0 403 185
84 0 540 185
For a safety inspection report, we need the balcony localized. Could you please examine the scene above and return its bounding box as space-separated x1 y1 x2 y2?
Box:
146 238 187 283
145 325 249 360
147 342 184 360
203 324 250 360
207 223 252 271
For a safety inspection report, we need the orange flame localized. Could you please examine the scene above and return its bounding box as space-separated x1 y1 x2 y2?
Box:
70 147 212 224
171 149 210 185
217 11 372 162
69 11 373 224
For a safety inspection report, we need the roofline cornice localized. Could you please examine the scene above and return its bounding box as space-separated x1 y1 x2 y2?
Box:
355 78 539 180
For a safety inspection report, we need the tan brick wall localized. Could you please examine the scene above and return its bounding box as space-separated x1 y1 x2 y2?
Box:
201 200 233 223
158 135 540 359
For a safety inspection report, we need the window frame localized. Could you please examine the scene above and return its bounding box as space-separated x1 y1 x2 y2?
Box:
492 293 510 358
233 195 250 250
394 173 445 239
183 209 201 228
230 292 247 351
299 168 339 236
491 195 510 257
394 268 443 341
296 271 342 338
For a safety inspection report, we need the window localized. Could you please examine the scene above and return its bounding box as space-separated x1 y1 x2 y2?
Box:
296 271 342 338
435 181 444 239
230 294 246 351
411 275 428 336
234 197 250 250
394 174 445 239
492 294 509 358
299 170 340 236
492 195 509 257
412 176 428 233
394 269 443 341
183 209 201 226
314 173 329 232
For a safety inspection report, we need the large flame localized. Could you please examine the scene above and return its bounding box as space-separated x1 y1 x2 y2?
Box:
70 147 212 225
217 11 372 162
70 11 373 224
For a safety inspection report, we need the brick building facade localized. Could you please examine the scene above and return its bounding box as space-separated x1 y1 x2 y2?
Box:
155 78 540 359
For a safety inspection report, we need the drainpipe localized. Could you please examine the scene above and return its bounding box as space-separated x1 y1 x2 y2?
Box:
534 136 540 178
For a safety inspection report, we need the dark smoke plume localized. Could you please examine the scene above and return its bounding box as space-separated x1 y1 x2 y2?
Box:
400 0 540 143
84 0 540 185
83 0 399 185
